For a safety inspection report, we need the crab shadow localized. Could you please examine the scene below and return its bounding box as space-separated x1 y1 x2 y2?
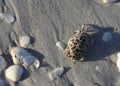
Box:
84 24 120 61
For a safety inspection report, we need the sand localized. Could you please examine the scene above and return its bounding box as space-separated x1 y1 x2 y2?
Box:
0 0 120 86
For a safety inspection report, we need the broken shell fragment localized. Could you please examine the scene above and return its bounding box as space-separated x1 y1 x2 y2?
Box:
48 67 64 80
0 13 15 23
103 0 117 3
19 35 31 48
10 47 29 64
117 52 120 72
5 65 24 82
0 56 7 71
56 41 66 50
102 32 112 42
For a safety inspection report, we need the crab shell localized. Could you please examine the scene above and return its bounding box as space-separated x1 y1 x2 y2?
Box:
64 28 94 63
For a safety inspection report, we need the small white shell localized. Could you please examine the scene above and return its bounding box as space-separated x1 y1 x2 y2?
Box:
10 47 29 64
5 65 24 81
32 59 40 68
56 41 66 50
0 13 15 23
117 52 120 72
0 56 7 71
102 32 112 42
48 67 64 80
103 0 117 3
19 36 31 48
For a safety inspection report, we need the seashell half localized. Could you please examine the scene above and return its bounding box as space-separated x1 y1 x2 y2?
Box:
48 67 64 80
19 35 31 48
10 47 29 64
5 65 24 82
0 13 15 23
0 56 7 71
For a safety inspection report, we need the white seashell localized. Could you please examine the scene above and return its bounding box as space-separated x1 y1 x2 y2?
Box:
102 32 112 42
103 0 117 3
32 59 40 68
0 56 7 71
117 52 120 72
10 47 29 64
5 65 24 81
19 36 31 48
56 41 66 50
0 13 15 23
48 67 64 80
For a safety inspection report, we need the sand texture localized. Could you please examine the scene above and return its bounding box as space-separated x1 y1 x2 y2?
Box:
0 0 120 86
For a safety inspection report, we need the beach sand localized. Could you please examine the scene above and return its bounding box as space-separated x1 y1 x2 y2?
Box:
0 0 120 86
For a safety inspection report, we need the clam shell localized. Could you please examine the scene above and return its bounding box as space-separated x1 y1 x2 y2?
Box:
19 36 31 48
0 56 7 71
48 67 64 80
5 65 24 81
103 0 117 3
117 52 120 72
102 32 112 42
56 41 66 50
10 47 29 64
0 13 15 23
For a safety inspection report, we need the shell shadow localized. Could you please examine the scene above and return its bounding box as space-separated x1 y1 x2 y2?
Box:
61 67 71 78
20 68 30 81
25 48 44 62
84 24 120 61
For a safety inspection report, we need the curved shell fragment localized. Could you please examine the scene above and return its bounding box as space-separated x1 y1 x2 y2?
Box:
56 41 66 50
48 67 64 80
0 13 15 23
32 59 40 68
